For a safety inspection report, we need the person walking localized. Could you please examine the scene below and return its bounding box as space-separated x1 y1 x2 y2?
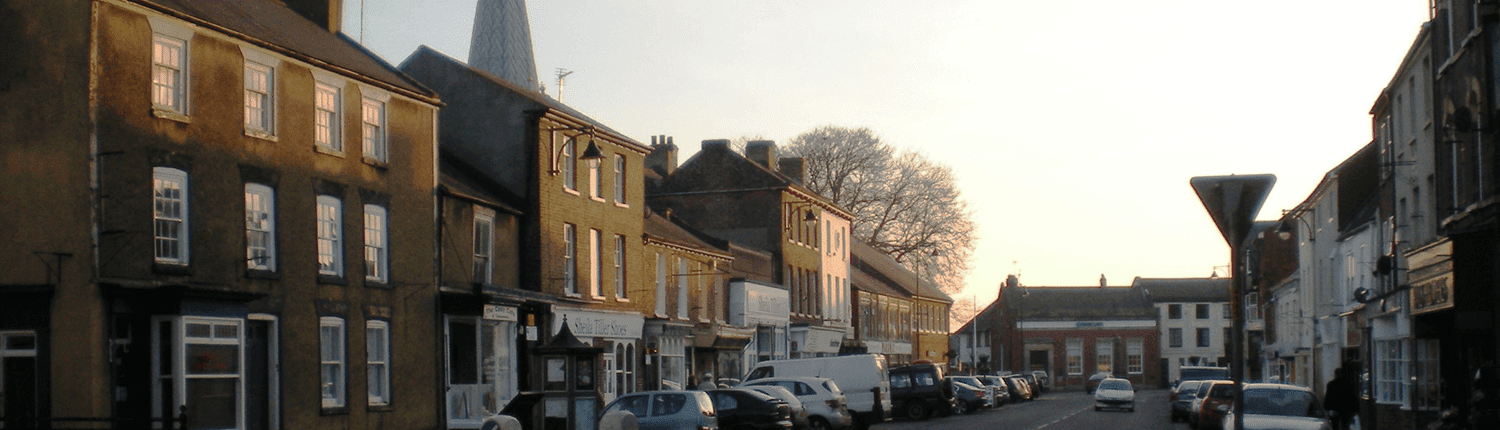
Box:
1325 367 1359 430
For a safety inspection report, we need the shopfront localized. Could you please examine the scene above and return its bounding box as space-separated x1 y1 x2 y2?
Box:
552 307 643 403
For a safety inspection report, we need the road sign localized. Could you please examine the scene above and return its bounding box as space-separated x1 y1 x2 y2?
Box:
1190 174 1276 246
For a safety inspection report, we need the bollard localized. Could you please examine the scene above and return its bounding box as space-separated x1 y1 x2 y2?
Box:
598 410 638 430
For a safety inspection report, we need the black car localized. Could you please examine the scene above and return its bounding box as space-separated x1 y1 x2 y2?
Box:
707 388 795 430
887 363 955 420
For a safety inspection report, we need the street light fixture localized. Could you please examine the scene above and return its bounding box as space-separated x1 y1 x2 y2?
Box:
548 125 606 174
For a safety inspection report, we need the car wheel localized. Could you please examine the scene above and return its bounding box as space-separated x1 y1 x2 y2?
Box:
953 401 967 415
902 402 929 420
808 417 832 430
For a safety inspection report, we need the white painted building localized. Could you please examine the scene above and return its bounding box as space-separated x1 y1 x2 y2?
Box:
1137 278 1232 382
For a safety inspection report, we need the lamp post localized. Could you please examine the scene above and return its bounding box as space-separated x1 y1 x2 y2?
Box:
1192 174 1275 430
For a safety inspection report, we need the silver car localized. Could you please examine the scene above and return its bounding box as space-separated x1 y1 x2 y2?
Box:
600 390 718 430
741 377 855 430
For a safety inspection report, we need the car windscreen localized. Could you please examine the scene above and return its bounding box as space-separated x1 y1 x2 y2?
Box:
1243 389 1324 418
1208 383 1234 398
652 393 688 416
1099 380 1131 391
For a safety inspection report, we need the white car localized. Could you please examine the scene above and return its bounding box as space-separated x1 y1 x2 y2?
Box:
1221 383 1332 430
741 377 855 430
1093 378 1136 412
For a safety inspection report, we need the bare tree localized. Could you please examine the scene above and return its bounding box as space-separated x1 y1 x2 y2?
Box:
783 126 976 302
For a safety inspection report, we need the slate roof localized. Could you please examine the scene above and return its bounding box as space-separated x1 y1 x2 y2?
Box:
850 241 950 303
658 141 851 218
142 0 436 100
644 209 733 259
1131 277 1230 303
1004 285 1155 320
439 150 524 215
399 46 645 151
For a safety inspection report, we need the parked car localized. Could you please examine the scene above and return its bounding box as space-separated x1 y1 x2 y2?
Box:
707 388 795 430
1171 380 1205 422
1192 380 1236 430
946 375 995 410
1018 373 1043 398
598 390 718 430
745 355 892 429
887 363 955 420
948 380 989 414
1188 380 1226 428
1000 375 1031 402
741 377 855 430
741 385 809 430
1093 377 1136 412
974 375 1011 407
1085 371 1111 393
1177 366 1231 388
1220 383 1330 430
1030 370 1051 393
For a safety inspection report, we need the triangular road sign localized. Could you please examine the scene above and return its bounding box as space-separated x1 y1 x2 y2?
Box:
1190 174 1276 246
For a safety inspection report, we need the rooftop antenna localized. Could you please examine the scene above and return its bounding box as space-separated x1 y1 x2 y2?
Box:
555 68 574 102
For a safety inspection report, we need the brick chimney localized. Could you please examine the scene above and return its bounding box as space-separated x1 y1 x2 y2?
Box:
281 0 342 33
646 135 678 176
779 157 806 185
702 139 731 152
745 140 777 171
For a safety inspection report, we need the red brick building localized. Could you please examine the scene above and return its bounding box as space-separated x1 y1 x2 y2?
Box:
989 279 1163 390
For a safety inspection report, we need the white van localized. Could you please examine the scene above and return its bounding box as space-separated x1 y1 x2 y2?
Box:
744 355 892 429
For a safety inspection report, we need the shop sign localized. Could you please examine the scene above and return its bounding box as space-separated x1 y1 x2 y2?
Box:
483 304 518 321
1407 239 1454 316
552 308 643 339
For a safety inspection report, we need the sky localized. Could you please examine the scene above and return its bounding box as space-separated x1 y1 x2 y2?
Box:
346 0 1433 306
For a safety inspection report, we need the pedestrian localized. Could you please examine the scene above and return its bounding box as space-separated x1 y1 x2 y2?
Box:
697 372 717 390
1325 367 1359 430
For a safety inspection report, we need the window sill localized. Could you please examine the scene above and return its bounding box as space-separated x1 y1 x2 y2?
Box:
152 108 190 123
590 196 607 203
365 279 390 289
362 156 389 169
314 145 345 157
317 274 349 286
562 188 580 196
615 297 630 303
245 129 277 141
367 403 393 412
614 202 630 209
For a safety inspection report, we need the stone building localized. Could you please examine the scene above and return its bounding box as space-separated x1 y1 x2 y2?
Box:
0 0 444 428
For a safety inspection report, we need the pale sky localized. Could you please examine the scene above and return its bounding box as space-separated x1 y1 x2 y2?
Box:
348 0 1431 304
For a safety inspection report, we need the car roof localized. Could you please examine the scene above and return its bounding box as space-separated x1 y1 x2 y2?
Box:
744 376 834 384
1242 383 1314 393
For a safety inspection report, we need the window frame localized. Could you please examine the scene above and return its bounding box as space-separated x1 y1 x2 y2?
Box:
366 320 391 406
1169 328 1183 348
613 154 627 204
314 79 343 154
1126 338 1144 374
655 252 667 316
319 316 347 408
361 97 387 164
1196 328 1211 348
1196 303 1210 319
153 167 190 265
243 61 275 136
245 183 276 271
560 136 577 191
1065 338 1083 376
473 208 495 284
151 34 189 115
316 195 344 277
1168 304 1182 319
614 234 627 300
590 228 603 298
563 223 577 295
363 204 388 283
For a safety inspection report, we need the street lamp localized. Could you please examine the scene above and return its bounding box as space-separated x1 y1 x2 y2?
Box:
548 125 606 174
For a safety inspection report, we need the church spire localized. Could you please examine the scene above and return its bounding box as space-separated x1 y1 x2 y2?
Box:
468 0 540 91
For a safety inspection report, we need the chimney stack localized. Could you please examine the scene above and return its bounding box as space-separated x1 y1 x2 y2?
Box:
282 0 343 33
702 139 731 152
779 157 806 184
646 135 679 176
745 140 777 171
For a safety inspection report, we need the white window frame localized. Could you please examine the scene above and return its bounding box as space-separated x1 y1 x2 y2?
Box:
314 76 343 154
614 234 626 300
655 252 667 316
677 257 689 319
1095 339 1114 373
613 155 626 204
561 137 577 191
316 195 343 276
590 229 603 298
361 97 387 163
320 316 346 408
363 204 388 283
153 167 189 265
1066 338 1083 376
245 183 276 271
152 316 244 430
151 34 188 115
1127 338 1144 374
243 62 274 136
589 150 603 200
473 208 495 284
445 315 519 427
563 223 577 295
1376 338 1409 405
366 320 391 406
